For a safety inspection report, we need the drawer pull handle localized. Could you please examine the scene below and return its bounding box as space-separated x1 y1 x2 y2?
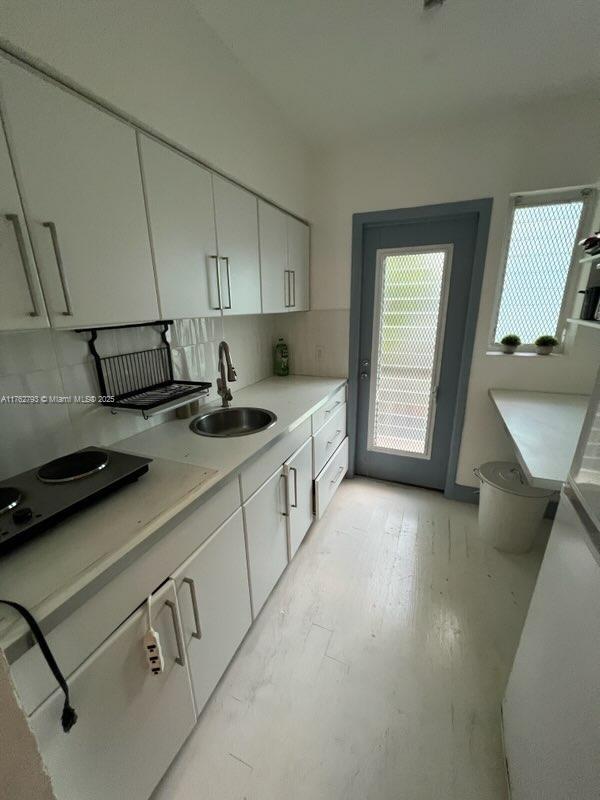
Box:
330 465 344 485
5 214 41 317
324 400 341 415
165 599 186 667
183 577 202 640
327 429 342 447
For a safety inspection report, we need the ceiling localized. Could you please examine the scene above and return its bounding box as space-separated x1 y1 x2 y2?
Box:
192 0 600 147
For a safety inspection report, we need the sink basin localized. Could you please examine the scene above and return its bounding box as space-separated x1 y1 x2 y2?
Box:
190 406 277 437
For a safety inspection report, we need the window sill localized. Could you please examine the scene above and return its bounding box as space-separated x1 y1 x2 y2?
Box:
486 351 564 358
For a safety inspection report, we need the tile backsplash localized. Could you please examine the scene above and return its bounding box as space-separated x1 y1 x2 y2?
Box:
0 314 281 481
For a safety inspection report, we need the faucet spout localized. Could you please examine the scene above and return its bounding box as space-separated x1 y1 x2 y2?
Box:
217 341 237 407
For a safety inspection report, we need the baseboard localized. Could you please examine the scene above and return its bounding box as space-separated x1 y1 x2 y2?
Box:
444 483 479 504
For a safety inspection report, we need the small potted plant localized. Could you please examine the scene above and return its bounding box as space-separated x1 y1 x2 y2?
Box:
500 334 521 354
534 335 558 355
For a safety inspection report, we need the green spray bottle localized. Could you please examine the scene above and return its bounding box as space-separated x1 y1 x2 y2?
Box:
274 337 289 376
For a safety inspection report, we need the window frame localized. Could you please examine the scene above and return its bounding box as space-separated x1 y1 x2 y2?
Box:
488 187 597 353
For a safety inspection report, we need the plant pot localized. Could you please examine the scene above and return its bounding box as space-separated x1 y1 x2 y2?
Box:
536 345 554 355
501 344 517 354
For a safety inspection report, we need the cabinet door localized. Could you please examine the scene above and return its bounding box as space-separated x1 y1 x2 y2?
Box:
287 216 310 311
243 468 289 615
258 200 288 313
213 175 261 315
139 134 221 319
284 438 313 559
0 58 158 328
172 508 251 715
30 581 195 800
0 120 48 330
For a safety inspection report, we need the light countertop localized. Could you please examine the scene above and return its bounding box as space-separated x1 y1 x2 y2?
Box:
0 375 345 654
489 389 589 491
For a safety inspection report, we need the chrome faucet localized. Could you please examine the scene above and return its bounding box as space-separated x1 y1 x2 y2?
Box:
217 340 237 407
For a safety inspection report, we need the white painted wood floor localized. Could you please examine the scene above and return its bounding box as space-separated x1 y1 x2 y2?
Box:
153 477 547 800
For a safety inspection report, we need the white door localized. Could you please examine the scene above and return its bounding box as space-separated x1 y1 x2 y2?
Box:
243 467 289 615
172 508 252 715
258 200 288 313
30 581 195 800
287 216 310 312
0 120 48 330
139 134 220 319
213 175 261 316
0 58 158 328
284 438 313 559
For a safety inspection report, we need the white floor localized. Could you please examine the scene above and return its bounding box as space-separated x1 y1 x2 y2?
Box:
153 477 547 800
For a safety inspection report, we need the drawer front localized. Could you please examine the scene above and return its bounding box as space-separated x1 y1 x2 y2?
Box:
240 419 311 501
312 403 347 478
314 438 349 520
311 385 346 435
11 477 240 716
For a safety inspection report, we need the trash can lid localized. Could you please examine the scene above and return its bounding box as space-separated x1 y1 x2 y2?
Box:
476 461 554 498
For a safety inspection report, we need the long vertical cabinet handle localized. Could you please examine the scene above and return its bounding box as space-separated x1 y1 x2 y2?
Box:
220 256 232 309
281 472 290 517
290 466 298 508
4 214 40 317
165 599 186 667
291 270 296 308
209 255 222 310
284 270 290 308
182 577 202 640
42 221 73 316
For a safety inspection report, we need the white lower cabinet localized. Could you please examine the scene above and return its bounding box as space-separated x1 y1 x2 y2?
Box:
30 580 195 800
284 438 314 559
244 467 289 615
172 508 252 715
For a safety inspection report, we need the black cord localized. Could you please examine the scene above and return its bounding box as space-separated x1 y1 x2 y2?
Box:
0 599 77 733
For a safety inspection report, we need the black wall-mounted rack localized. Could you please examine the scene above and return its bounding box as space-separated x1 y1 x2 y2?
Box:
77 320 212 419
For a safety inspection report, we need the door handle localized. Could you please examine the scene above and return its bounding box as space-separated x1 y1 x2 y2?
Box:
289 466 298 508
182 577 202 640
281 472 290 517
209 254 222 310
220 256 232 309
359 358 370 380
4 214 41 317
291 270 296 308
165 599 186 667
284 269 290 308
42 221 73 316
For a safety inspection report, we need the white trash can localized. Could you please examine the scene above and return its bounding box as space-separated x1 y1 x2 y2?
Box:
473 461 553 554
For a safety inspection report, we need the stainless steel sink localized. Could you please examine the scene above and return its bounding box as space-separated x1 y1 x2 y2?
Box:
190 406 277 437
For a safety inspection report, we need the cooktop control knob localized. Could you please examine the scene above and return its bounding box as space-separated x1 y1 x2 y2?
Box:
13 507 33 524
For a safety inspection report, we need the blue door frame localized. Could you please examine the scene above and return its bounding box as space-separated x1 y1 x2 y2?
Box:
347 198 493 502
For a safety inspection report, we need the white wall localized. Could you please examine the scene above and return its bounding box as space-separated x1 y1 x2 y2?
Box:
0 0 309 216
304 96 600 486
0 652 55 800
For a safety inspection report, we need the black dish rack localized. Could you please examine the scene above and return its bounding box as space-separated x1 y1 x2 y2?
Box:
77 320 212 418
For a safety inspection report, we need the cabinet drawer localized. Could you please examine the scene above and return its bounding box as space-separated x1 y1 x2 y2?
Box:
311 385 346 435
30 581 195 800
312 403 347 478
314 438 348 520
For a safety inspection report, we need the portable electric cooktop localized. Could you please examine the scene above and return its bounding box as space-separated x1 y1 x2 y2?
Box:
0 447 152 553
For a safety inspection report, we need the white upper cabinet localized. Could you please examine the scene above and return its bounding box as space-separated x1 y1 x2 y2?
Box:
213 175 261 315
287 216 310 311
0 120 48 330
0 59 158 328
258 200 288 313
139 134 221 319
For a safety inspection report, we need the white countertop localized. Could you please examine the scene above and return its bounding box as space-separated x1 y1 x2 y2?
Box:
0 375 345 653
489 389 589 490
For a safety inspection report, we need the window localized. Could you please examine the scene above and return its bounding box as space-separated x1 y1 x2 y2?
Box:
491 188 594 348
